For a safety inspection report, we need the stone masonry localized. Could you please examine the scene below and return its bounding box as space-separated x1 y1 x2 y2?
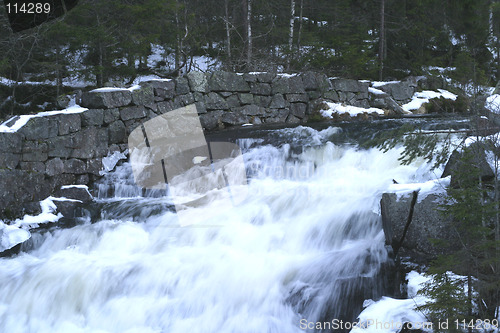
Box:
0 71 422 219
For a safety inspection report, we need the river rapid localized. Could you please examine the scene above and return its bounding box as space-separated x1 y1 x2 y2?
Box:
0 118 468 333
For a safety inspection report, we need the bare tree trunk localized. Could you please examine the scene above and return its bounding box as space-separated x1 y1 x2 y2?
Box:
296 0 304 50
378 0 385 81
175 10 181 76
286 0 295 70
56 48 62 98
246 0 252 69
224 0 232 67
468 273 473 333
97 42 104 86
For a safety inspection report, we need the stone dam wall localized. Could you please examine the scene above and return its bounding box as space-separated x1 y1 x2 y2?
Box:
0 71 424 219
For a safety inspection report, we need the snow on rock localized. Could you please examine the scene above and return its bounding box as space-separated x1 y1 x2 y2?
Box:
0 105 87 133
60 184 93 198
15 197 63 228
320 102 384 118
0 196 79 253
90 87 130 93
406 271 432 297
402 89 457 112
486 94 500 113
368 87 386 95
387 176 450 203
0 222 30 253
351 271 432 333
132 75 172 85
277 73 299 78
425 66 456 73
371 80 400 87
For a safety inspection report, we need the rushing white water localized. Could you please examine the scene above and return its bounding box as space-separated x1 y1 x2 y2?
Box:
0 125 441 333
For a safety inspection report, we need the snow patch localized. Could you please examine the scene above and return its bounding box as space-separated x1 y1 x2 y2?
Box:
402 89 457 112
0 105 87 133
352 271 432 333
486 94 500 113
387 176 450 203
132 75 171 85
368 87 386 95
0 222 30 253
60 184 92 198
371 80 400 87
0 195 82 252
90 87 129 93
14 197 63 228
425 66 456 73
320 102 384 118
277 73 298 78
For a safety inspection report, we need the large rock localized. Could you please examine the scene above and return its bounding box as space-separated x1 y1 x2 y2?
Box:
54 185 94 219
220 111 248 126
81 109 104 126
18 116 58 140
156 100 175 114
376 81 414 102
205 92 229 110
253 95 271 108
265 109 289 123
64 158 86 174
0 132 23 152
187 71 209 92
301 72 331 92
56 185 93 203
103 108 120 124
58 114 81 135
369 96 406 115
209 71 250 92
330 78 369 93
290 103 307 118
0 169 49 219
442 142 495 188
200 110 224 130
80 89 132 109
250 82 272 95
271 76 305 94
0 153 20 169
131 85 154 106
238 93 254 105
270 94 286 109
45 158 64 176
120 106 147 121
243 72 275 83
70 127 108 159
108 120 127 144
140 80 175 100
381 192 456 263
22 141 48 162
236 105 266 116
173 93 195 108
175 77 190 95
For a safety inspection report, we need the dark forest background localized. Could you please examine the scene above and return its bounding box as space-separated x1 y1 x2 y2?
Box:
1 0 500 117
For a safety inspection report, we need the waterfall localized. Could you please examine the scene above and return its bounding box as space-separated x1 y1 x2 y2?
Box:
0 125 440 333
